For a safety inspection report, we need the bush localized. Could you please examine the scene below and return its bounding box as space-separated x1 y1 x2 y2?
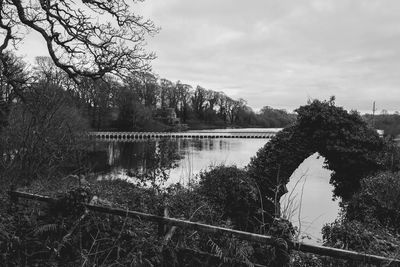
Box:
3 175 305 266
0 82 90 187
0 187 163 266
322 219 400 259
197 165 261 232
345 171 400 232
321 171 400 264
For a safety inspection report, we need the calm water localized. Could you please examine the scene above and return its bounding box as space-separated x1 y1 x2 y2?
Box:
92 128 339 244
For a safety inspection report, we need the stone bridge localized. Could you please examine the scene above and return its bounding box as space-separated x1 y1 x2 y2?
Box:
88 131 278 142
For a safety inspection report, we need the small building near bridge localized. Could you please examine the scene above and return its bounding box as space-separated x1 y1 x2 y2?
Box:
154 107 180 126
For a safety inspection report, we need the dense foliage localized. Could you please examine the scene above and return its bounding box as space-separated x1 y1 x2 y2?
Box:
248 98 386 210
322 219 400 258
0 82 90 186
1 184 163 266
345 171 400 233
322 172 400 261
257 106 296 128
364 113 400 138
197 166 260 232
0 172 299 266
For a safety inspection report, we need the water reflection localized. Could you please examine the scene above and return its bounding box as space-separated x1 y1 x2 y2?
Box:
283 153 339 245
93 138 267 186
168 139 266 185
95 140 182 187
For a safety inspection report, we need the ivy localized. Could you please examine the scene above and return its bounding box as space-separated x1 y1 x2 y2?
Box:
248 99 390 214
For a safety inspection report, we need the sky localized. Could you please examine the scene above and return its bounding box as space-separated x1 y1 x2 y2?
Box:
16 0 400 113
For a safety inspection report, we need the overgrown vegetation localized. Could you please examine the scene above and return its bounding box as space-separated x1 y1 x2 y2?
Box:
0 169 298 266
0 82 90 187
248 98 389 204
197 166 260 232
322 171 400 261
345 171 400 232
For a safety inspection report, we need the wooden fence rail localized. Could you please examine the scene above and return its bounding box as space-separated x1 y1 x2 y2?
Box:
9 191 400 266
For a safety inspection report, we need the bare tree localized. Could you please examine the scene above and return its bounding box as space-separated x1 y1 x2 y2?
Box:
176 81 191 122
191 86 207 119
0 0 158 82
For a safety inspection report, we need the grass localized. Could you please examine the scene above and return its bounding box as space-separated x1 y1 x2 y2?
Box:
280 169 311 242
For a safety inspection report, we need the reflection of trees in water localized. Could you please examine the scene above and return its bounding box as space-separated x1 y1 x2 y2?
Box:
108 140 182 187
180 139 229 151
96 138 238 187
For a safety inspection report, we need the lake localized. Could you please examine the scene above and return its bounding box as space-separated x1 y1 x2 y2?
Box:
92 128 339 245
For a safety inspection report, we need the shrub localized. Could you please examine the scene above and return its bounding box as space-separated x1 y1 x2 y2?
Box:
197 165 261 232
0 82 90 187
345 171 400 232
0 187 163 266
322 219 400 259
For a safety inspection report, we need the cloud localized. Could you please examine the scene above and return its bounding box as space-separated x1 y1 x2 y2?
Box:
150 1 400 111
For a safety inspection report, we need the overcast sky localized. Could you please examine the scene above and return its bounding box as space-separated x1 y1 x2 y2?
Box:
18 0 400 113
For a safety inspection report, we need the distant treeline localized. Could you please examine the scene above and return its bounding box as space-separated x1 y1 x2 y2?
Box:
363 113 400 138
76 74 296 131
1 54 296 132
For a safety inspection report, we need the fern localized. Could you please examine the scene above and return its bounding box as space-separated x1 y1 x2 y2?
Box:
227 238 254 267
206 237 258 266
235 243 254 267
35 223 58 236
207 238 223 259
207 237 235 264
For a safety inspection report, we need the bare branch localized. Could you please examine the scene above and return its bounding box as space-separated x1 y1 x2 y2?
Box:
1 0 158 81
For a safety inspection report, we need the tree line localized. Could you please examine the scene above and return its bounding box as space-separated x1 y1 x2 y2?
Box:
363 113 400 138
0 54 295 132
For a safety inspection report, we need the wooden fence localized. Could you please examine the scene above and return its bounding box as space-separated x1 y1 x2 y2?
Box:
9 190 400 266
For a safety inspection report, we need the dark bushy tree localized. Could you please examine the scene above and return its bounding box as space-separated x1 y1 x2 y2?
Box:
322 171 400 260
345 171 400 232
248 99 386 218
257 106 296 128
197 165 260 231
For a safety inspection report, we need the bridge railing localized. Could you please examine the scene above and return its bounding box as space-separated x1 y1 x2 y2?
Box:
87 131 278 141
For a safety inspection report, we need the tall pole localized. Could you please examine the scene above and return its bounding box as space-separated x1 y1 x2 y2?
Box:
372 101 376 128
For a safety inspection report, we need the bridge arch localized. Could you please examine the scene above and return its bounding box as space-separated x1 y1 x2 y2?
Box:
248 99 386 217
